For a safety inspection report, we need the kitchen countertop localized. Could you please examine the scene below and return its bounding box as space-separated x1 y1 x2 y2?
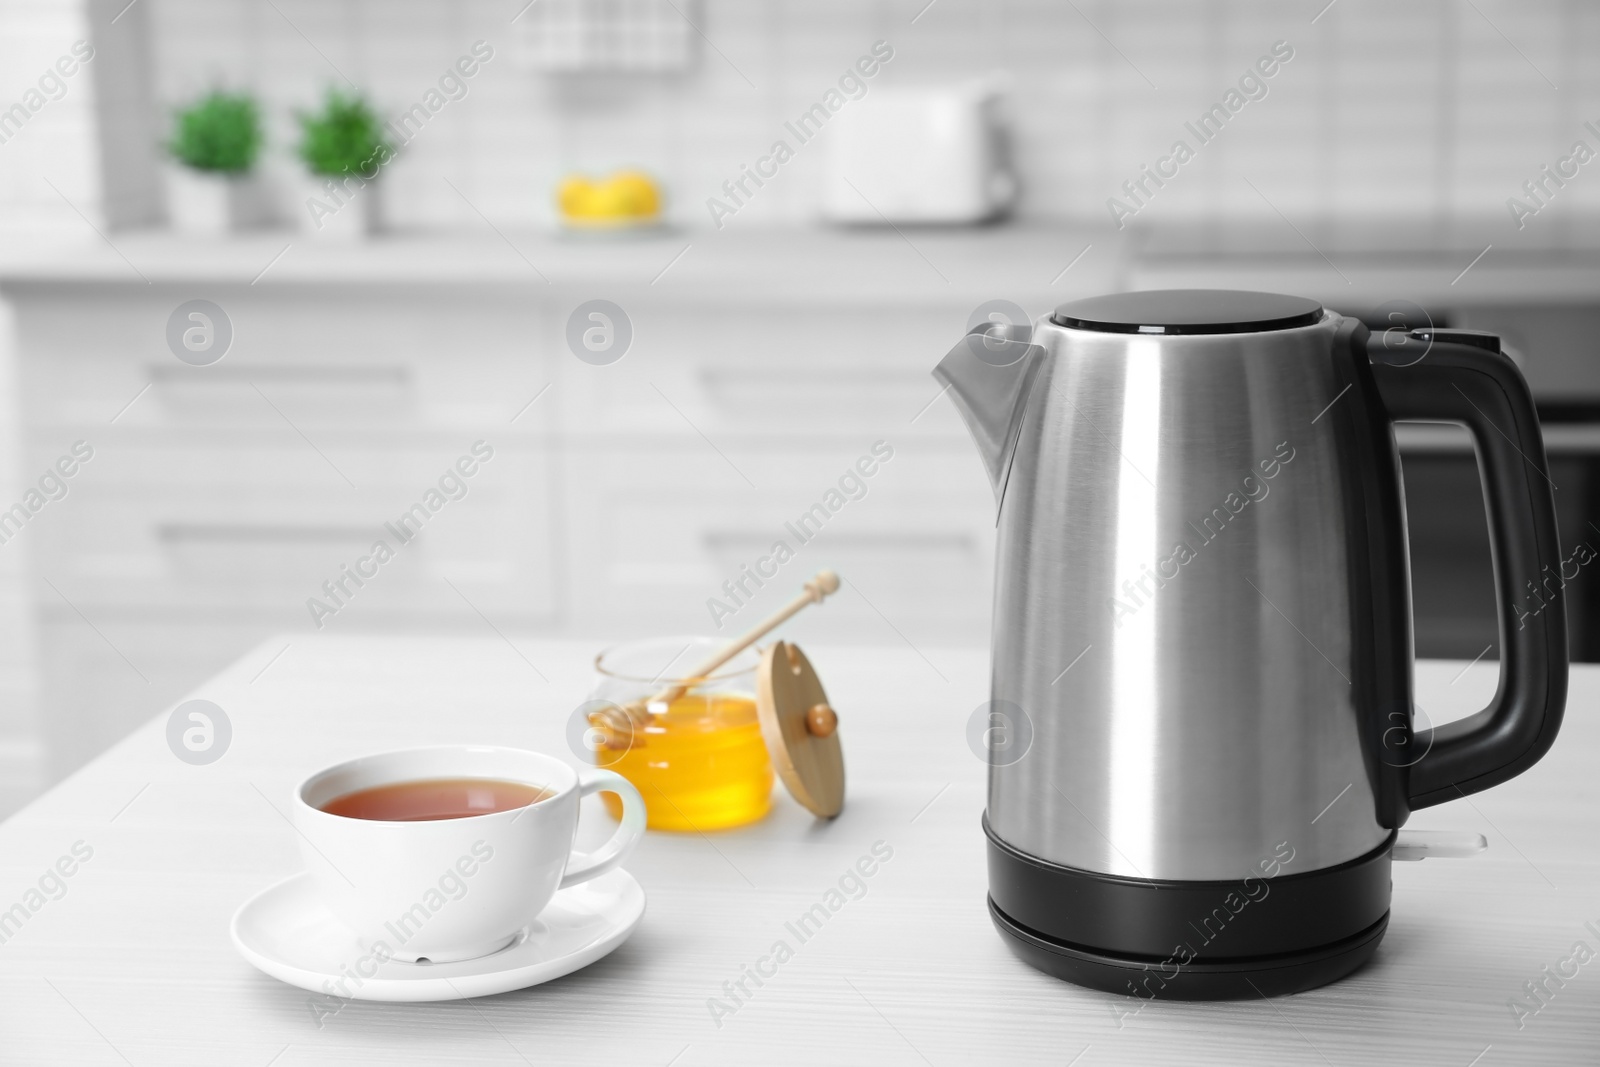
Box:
6 224 1600 308
0 228 1117 306
0 634 1595 1065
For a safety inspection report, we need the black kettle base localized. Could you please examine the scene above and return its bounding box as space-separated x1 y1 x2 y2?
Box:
990 898 1387 1000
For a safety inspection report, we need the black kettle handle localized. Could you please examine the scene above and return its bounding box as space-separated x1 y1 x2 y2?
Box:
1367 327 1567 809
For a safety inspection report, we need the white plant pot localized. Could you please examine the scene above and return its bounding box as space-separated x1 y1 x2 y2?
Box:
293 173 383 241
166 166 252 236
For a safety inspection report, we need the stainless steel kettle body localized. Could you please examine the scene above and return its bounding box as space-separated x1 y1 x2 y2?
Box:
937 290 1567 998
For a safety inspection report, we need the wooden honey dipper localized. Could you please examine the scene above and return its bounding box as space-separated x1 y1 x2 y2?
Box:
591 570 841 747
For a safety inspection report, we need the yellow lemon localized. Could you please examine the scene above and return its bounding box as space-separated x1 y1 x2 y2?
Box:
558 175 598 218
607 171 660 218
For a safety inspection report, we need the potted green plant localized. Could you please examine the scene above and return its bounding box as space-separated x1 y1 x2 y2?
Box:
165 90 264 235
295 90 393 240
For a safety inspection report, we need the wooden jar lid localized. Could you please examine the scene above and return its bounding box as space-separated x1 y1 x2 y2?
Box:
756 641 844 818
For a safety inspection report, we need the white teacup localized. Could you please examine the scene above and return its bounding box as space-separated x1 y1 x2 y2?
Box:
292 745 645 963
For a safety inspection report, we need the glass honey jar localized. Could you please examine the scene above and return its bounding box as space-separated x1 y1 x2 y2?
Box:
588 636 774 831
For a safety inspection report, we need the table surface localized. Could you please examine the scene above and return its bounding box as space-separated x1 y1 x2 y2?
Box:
1 635 1596 1066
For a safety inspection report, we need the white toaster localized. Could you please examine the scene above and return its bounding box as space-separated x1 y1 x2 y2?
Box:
823 79 1016 225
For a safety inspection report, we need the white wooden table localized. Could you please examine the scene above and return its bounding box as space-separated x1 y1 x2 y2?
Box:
1 635 1596 1066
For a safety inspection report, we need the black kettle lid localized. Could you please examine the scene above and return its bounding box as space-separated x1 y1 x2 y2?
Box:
1052 289 1324 335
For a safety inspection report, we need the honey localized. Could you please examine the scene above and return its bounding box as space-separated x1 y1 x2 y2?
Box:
598 691 774 831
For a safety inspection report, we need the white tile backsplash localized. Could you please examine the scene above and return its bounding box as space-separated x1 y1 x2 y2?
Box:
76 0 1580 235
0 0 102 235
5 0 1600 238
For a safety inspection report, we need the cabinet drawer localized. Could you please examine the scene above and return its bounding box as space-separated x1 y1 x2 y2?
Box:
558 435 992 642
23 437 558 624
15 290 550 429
549 301 970 437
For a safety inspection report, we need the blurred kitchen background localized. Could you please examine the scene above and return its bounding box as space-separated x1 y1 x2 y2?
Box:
0 0 1597 815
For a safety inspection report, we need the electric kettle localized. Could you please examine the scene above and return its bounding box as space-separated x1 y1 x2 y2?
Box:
935 290 1566 998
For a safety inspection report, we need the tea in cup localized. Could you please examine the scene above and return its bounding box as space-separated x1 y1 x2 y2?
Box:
292 745 645 963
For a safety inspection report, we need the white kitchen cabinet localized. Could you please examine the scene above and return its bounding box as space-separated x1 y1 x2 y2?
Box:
24 433 557 619
545 301 963 435
4 276 567 782
0 230 1081 787
545 294 996 641
554 434 993 643
12 228 1596 790
13 287 553 430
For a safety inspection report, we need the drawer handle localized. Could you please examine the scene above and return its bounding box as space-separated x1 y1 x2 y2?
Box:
158 523 375 544
149 365 409 386
703 532 975 551
699 368 925 386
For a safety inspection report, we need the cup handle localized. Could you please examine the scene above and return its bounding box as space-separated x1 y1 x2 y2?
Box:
559 768 646 890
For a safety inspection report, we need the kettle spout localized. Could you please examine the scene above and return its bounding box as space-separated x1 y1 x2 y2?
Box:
932 323 1044 506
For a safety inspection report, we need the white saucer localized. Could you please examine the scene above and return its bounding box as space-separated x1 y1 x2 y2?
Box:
230 869 645 1002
